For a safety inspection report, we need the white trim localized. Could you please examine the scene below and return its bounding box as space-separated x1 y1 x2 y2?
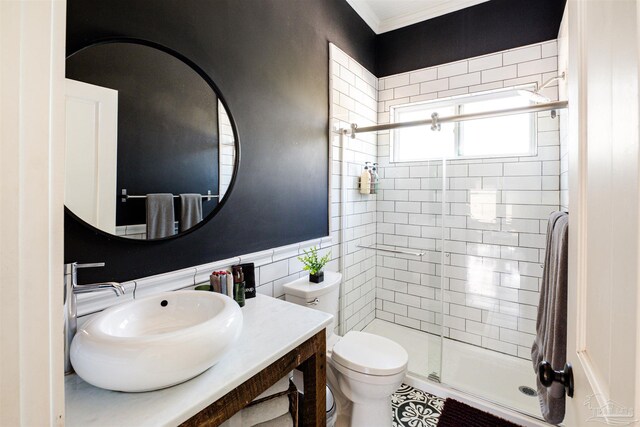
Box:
0 1 66 425
134 267 198 299
194 257 242 283
272 243 300 262
346 0 490 34
240 249 274 267
75 236 334 316
565 1 640 424
345 0 380 33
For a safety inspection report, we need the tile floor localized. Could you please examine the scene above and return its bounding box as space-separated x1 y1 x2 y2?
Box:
392 384 444 427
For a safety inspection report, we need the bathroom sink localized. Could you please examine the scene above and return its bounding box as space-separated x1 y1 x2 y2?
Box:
70 290 243 392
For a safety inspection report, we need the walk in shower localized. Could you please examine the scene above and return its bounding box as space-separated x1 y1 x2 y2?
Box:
360 104 566 419
330 40 568 422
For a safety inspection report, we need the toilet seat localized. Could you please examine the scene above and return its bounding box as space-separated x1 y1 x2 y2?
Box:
330 356 407 386
331 331 408 377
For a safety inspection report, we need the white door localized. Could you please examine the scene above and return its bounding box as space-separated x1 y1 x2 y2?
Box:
65 79 118 234
564 1 640 425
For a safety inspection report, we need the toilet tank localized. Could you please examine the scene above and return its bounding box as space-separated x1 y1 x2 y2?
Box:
283 271 342 337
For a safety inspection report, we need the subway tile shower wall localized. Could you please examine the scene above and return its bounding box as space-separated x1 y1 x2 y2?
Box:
329 44 379 332
375 40 560 360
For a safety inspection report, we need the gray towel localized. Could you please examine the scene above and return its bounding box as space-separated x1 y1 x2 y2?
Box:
146 194 175 239
179 194 203 232
531 211 569 425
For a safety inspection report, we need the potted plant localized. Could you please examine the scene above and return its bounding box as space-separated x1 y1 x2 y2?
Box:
298 246 331 283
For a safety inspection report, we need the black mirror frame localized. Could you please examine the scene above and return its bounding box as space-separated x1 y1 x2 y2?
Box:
64 37 241 243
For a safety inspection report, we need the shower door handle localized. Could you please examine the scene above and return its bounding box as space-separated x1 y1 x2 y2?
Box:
538 361 574 398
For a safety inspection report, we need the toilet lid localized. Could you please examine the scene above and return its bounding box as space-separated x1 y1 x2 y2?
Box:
331 331 408 376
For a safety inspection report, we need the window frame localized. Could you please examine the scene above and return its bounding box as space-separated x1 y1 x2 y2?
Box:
389 86 538 163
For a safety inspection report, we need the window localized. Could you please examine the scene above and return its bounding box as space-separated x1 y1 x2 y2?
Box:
392 101 457 161
391 89 536 162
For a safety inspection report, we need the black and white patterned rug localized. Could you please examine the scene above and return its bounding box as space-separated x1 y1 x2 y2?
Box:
392 384 445 427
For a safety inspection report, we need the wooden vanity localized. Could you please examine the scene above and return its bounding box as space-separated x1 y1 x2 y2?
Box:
65 296 332 427
181 329 325 426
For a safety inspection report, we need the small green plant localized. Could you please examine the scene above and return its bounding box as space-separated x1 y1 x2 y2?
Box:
298 246 331 276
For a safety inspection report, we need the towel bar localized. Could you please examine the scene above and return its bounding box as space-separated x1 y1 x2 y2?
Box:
120 189 219 202
357 244 425 257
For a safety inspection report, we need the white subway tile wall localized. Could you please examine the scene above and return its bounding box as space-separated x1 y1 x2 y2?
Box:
115 224 147 239
558 15 569 212
218 101 235 197
376 40 560 360
559 117 568 210
329 44 378 333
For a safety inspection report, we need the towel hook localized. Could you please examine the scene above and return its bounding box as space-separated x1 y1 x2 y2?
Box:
538 361 574 398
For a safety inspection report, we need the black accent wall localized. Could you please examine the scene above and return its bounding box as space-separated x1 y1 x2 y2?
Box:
375 0 566 77
65 0 566 284
65 0 376 283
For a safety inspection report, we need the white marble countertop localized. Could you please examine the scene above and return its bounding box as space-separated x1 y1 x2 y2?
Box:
65 295 332 427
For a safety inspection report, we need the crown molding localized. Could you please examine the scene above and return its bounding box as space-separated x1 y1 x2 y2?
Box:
347 0 491 34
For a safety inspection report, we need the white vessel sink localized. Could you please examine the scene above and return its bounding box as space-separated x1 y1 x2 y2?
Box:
70 290 243 392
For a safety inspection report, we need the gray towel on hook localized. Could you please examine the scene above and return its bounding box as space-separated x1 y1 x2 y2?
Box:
531 211 568 425
146 194 175 239
179 194 202 232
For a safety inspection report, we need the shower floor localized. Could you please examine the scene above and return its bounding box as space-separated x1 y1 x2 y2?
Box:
362 318 541 419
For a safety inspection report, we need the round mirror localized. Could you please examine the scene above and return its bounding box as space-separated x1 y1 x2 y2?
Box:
64 39 238 240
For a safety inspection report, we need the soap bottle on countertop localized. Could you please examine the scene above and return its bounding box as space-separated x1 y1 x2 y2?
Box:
223 272 232 298
232 266 245 307
209 272 221 293
234 263 256 299
359 162 371 195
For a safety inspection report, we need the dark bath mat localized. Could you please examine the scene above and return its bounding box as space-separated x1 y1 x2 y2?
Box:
437 398 524 427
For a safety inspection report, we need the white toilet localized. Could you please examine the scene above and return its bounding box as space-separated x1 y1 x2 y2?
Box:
284 272 408 427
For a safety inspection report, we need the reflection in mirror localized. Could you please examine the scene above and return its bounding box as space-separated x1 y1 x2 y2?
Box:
64 40 237 240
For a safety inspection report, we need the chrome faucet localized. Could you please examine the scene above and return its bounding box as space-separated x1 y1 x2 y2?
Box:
64 262 125 374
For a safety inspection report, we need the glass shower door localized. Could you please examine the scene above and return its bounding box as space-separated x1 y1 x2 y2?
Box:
438 108 561 418
365 156 446 384
408 158 446 383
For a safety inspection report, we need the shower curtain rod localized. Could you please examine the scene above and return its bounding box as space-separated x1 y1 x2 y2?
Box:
345 100 568 138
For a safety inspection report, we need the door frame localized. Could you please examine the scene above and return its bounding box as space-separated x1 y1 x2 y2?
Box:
565 0 640 425
0 1 66 425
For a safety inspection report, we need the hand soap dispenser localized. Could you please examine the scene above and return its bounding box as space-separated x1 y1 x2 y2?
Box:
232 266 246 307
359 162 371 195
370 163 379 194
